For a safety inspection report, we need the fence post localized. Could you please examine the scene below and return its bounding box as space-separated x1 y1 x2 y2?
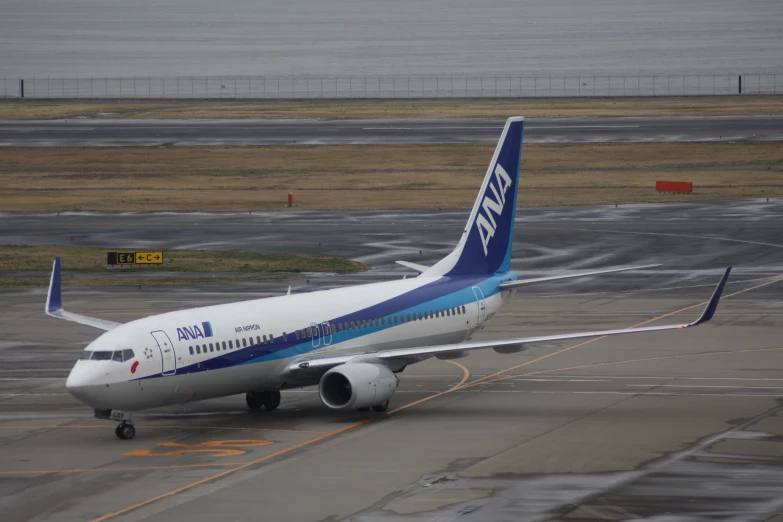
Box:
20 78 24 98
533 76 536 97
739 75 742 94
76 77 78 98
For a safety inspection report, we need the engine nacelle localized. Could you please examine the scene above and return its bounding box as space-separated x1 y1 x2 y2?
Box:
319 362 398 410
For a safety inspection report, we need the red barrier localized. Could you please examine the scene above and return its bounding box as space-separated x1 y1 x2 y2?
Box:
656 181 693 193
288 192 293 206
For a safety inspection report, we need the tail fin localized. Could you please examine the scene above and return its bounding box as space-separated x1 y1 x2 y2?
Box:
424 117 524 277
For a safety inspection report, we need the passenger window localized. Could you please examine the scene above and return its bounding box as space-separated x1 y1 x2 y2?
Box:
209 343 213 352
447 309 451 316
457 307 461 315
406 314 411 322
228 340 233 349
221 341 226 350
394 316 398 324
196 346 201 354
295 330 300 339
283 332 287 341
241 338 246 347
189 346 194 355
263 335 267 343
269 333 274 342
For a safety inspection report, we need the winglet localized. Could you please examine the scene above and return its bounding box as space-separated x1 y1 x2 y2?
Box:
44 257 121 331
687 267 732 327
46 257 63 315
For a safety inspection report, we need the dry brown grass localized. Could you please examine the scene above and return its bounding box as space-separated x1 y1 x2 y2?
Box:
1 96 782 120
0 245 366 287
1 142 781 211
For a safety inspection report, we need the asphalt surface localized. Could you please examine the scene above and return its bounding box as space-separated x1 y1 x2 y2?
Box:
1 116 782 147
2 200 783 521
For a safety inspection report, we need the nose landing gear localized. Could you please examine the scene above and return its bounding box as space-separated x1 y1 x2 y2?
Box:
115 422 136 440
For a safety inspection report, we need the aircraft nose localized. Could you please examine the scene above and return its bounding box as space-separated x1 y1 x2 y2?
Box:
66 363 102 407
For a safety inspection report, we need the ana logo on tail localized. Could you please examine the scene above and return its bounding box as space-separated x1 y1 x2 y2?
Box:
476 163 513 256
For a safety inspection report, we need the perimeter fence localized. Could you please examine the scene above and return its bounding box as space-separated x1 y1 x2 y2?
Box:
2 73 781 99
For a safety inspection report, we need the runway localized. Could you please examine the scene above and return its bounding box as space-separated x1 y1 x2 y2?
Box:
1 116 782 147
2 200 783 521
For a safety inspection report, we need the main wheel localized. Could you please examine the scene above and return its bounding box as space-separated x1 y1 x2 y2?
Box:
372 401 390 413
263 391 281 411
246 392 263 410
116 422 135 440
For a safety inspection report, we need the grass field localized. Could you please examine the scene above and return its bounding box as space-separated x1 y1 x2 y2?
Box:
1 96 782 120
0 245 367 287
1 142 781 211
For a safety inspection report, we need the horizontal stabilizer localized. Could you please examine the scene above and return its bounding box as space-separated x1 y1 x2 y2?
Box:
45 258 121 331
499 264 660 290
396 260 430 273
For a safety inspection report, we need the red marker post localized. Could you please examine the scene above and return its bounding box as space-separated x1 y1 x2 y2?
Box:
288 193 293 207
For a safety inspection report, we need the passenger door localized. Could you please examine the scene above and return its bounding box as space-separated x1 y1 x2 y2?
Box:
150 330 177 375
320 322 333 346
471 286 486 326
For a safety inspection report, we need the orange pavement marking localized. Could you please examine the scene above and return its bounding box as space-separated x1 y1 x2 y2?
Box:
470 346 783 389
90 420 372 522
458 275 783 391
0 424 327 434
0 463 239 476
90 359 469 522
125 439 273 458
387 359 470 415
86 275 780 521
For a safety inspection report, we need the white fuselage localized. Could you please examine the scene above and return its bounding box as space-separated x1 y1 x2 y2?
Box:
66 273 512 412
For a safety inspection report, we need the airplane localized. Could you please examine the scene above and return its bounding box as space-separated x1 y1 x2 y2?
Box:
49 117 732 440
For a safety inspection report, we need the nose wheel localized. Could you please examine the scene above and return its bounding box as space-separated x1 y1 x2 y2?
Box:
115 422 136 440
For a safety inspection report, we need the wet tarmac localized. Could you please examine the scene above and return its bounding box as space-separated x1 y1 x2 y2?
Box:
1 200 783 521
2 116 782 147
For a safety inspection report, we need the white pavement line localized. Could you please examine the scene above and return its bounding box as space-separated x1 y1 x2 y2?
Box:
627 384 783 390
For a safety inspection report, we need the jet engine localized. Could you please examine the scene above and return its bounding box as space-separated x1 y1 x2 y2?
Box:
319 362 398 410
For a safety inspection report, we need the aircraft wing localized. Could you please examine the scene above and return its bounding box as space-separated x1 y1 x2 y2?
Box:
45 258 121 331
289 267 731 375
498 264 660 290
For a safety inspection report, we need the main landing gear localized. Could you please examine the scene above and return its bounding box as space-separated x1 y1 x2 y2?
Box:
246 390 281 411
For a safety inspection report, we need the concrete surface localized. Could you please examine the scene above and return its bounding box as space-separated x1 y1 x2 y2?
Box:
1 200 783 521
2 116 783 147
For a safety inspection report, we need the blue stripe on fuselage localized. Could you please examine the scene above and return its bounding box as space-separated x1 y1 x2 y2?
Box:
139 273 514 380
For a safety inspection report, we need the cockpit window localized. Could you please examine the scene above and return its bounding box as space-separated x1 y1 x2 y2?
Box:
80 349 136 362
